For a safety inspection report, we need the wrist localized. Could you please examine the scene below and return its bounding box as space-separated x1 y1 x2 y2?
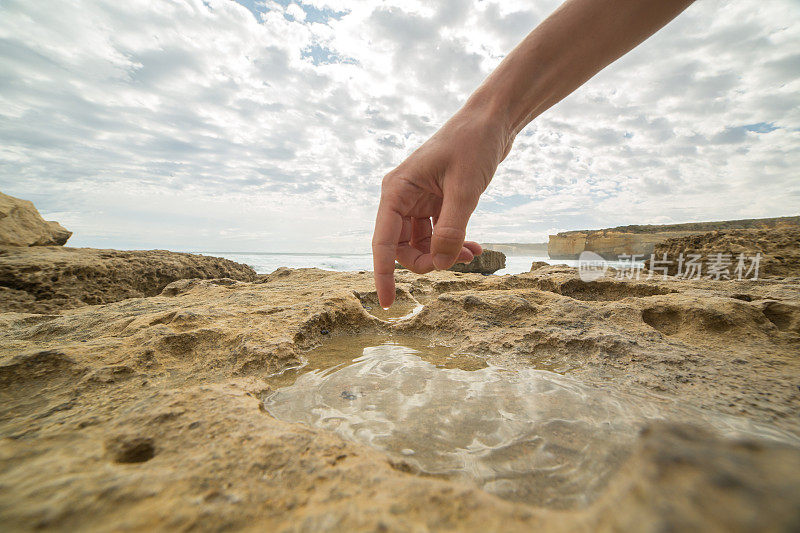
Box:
462 86 512 134
460 88 517 160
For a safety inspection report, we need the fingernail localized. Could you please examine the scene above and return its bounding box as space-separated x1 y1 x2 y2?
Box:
433 254 451 270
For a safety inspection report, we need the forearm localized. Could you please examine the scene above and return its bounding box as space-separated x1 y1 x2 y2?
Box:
467 0 695 137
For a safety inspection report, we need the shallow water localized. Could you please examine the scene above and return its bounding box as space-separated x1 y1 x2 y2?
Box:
264 340 799 509
264 335 486 390
363 301 424 322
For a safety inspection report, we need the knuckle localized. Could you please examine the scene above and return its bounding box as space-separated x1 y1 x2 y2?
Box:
381 171 399 189
433 225 466 242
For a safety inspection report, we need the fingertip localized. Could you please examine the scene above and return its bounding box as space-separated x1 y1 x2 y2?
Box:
456 247 474 264
374 274 396 308
463 241 483 256
378 293 395 309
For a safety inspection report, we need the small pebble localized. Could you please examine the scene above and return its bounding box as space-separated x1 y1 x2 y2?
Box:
401 449 415 456
341 390 357 400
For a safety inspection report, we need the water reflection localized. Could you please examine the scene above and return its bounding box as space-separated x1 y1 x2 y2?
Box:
265 343 798 509
364 301 424 322
265 335 485 389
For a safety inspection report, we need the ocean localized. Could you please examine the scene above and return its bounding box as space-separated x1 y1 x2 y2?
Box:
196 252 590 276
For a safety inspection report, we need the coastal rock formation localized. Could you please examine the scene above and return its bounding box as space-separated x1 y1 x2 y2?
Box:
449 249 506 274
548 231 674 260
1 266 798 531
482 242 548 255
0 192 72 246
0 193 256 313
646 227 800 279
548 232 590 258
548 216 800 260
0 246 257 313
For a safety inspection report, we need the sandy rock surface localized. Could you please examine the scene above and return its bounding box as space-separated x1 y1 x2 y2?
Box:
530 260 551 271
0 192 72 247
647 227 800 279
0 246 257 313
1 267 799 531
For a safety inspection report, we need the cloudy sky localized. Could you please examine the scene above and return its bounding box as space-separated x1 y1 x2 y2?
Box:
1 0 798 252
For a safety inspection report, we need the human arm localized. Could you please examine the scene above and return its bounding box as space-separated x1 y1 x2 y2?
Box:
372 0 695 308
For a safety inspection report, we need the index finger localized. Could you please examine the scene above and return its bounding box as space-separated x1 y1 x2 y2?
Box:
372 200 402 308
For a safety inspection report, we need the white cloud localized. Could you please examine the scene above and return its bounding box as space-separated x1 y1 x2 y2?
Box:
0 0 797 251
285 3 306 21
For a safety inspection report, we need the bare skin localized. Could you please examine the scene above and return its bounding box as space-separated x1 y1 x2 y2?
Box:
372 0 695 308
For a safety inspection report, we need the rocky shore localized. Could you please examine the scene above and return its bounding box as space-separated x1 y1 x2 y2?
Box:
647 227 800 279
0 246 257 314
1 195 799 531
548 216 800 260
2 268 799 531
0 192 257 314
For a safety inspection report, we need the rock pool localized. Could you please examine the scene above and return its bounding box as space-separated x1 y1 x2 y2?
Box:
264 338 798 509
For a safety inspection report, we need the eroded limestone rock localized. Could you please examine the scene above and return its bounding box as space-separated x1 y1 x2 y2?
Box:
0 192 71 246
1 267 798 531
449 249 506 274
646 227 800 279
0 246 257 313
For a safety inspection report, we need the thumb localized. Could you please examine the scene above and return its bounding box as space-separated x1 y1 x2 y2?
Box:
431 187 477 270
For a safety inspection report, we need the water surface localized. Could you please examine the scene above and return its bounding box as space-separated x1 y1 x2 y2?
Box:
265 340 798 509
264 335 485 390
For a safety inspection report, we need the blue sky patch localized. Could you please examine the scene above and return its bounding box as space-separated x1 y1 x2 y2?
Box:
302 44 357 66
234 0 347 24
743 122 778 133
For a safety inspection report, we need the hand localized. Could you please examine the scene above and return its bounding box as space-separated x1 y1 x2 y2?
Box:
370 0 694 309
372 104 513 308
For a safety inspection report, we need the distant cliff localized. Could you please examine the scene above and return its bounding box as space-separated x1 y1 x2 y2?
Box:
548 216 800 260
481 242 547 255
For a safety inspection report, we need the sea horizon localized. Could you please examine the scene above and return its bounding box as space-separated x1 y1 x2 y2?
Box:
192 250 640 276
